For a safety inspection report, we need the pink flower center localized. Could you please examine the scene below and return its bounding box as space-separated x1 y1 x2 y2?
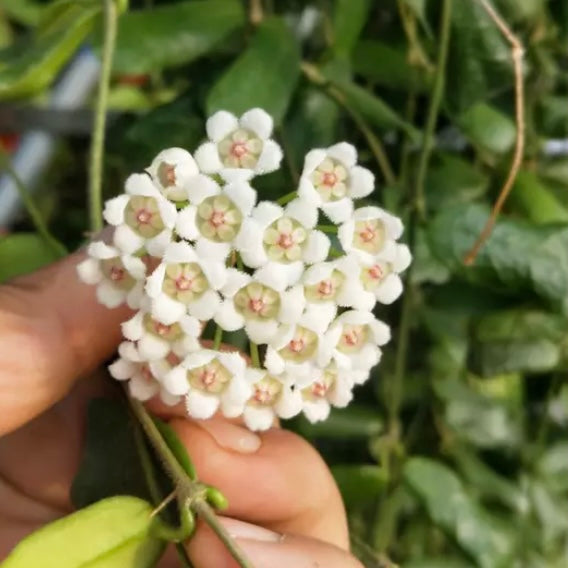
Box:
277 233 294 249
175 276 193 291
318 280 333 297
254 387 271 404
322 172 337 187
289 339 305 353
312 382 328 397
230 142 248 158
154 322 171 336
359 225 376 243
369 265 384 280
200 369 217 387
141 365 153 381
109 266 125 281
344 330 359 346
209 210 225 228
166 353 181 366
136 209 152 224
248 298 265 314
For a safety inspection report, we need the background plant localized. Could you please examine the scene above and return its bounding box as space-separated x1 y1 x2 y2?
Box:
0 0 567 567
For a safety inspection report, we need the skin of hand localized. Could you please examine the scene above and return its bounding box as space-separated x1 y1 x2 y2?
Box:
0 250 364 567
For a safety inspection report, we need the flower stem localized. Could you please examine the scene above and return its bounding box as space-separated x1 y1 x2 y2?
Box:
0 150 67 257
413 0 452 218
213 325 224 350
88 0 119 232
277 191 297 205
250 342 261 368
316 224 338 234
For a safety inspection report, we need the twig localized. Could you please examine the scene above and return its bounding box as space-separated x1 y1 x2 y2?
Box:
0 151 67 257
88 0 118 232
250 342 260 368
463 0 525 265
413 0 452 218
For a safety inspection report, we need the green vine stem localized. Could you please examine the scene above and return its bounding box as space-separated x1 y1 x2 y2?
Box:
316 224 338 234
88 0 119 232
128 397 254 568
250 342 261 368
276 190 297 205
0 151 67 257
413 0 453 218
213 325 224 350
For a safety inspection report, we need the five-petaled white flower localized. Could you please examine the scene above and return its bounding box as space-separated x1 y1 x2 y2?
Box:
194 109 283 182
241 369 302 431
103 173 178 256
122 309 202 360
298 142 374 224
214 265 305 344
146 147 200 202
145 241 227 325
236 198 330 286
338 206 403 264
77 241 146 309
163 349 251 420
320 310 391 371
109 341 181 406
175 178 256 261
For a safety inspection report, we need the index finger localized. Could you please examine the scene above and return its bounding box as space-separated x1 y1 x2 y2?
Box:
0 251 130 435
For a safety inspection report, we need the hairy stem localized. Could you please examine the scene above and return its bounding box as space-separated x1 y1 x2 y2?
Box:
413 0 452 218
88 0 118 232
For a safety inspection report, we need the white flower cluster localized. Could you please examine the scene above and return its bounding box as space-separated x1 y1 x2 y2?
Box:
77 108 411 431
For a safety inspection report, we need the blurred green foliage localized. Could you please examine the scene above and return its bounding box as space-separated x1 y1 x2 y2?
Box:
1 0 567 566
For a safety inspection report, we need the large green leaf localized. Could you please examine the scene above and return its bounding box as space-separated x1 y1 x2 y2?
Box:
471 309 568 375
207 17 300 123
1 496 164 568
0 1 99 98
332 464 388 506
447 1 513 113
332 0 371 56
110 0 245 74
427 204 568 312
0 233 61 283
404 458 515 568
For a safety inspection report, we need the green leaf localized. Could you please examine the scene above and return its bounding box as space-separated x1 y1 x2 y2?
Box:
424 153 489 210
404 458 515 568
207 17 300 123
0 1 99 99
332 0 370 56
401 0 432 35
427 204 568 312
352 40 431 92
0 0 44 27
71 399 154 509
509 171 568 224
1 496 164 568
332 464 388 506
537 96 568 138
471 309 568 375
0 233 61 283
110 0 244 74
447 1 513 113
458 103 516 155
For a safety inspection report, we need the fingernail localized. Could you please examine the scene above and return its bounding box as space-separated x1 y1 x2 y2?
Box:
219 517 281 542
197 419 262 454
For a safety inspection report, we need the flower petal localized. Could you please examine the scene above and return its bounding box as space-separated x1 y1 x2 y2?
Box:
303 400 331 423
160 390 181 407
348 166 374 198
113 224 145 254
103 195 129 226
252 201 283 227
243 406 275 431
255 139 283 174
96 281 125 308
122 310 145 341
375 274 403 304
321 198 353 224
186 391 219 420
146 229 172 257
221 268 251 297
195 238 231 264
297 177 322 206
163 366 190 395
129 375 159 401
275 388 303 419
327 142 357 168
138 333 170 360
245 319 280 344
239 108 273 139
108 358 136 380
264 347 285 375
145 263 166 298
214 300 245 332
76 258 102 285
187 173 220 204
151 293 187 325
393 243 412 273
223 181 257 216
278 285 306 325
188 289 220 320
285 197 317 229
195 142 223 173
303 230 330 264
206 110 239 142
301 149 328 176
125 173 160 197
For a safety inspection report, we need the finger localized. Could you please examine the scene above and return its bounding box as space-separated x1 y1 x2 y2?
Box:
169 418 348 549
187 517 362 568
0 250 131 435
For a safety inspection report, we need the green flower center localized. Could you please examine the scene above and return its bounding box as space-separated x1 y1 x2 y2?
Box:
360 263 391 291
302 369 336 402
263 217 307 263
143 313 184 341
124 196 165 238
310 158 348 202
352 219 386 255
197 195 242 243
304 269 345 302
234 282 281 321
162 262 208 304
100 258 136 291
188 359 231 394
336 324 369 354
218 128 263 169
250 375 282 407
279 327 318 363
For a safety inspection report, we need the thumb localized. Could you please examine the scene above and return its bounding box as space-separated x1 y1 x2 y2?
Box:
0 249 131 435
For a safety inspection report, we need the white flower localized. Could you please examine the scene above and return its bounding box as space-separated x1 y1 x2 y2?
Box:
235 198 330 285
145 241 227 325
162 349 251 420
175 178 256 261
77 241 146 309
343 244 413 310
241 368 302 431
194 108 283 181
264 322 321 378
108 341 181 406
319 310 391 371
214 265 305 344
146 147 199 202
122 309 202 360
338 206 403 264
297 364 365 423
103 173 178 256
298 143 374 223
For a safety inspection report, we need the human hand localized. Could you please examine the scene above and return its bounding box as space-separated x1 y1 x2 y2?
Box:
0 250 363 567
